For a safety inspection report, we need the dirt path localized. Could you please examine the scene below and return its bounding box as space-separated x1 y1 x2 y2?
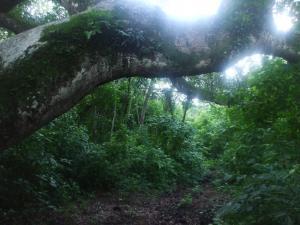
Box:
50 184 226 225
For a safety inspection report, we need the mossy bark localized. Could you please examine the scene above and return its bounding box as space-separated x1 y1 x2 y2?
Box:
0 0 299 151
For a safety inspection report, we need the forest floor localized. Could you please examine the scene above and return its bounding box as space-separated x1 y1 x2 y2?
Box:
47 183 227 225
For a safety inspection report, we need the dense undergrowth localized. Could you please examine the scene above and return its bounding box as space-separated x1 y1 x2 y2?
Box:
1 0 300 224
200 59 300 225
0 78 205 224
1 59 300 225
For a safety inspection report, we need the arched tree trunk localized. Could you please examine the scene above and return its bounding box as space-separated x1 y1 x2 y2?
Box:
0 0 299 151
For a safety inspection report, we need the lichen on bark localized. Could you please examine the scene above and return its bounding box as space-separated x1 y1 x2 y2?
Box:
1 0 293 151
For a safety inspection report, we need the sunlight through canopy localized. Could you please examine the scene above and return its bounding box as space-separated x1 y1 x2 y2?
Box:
146 0 222 20
145 0 296 31
225 54 264 80
273 0 296 32
274 12 294 32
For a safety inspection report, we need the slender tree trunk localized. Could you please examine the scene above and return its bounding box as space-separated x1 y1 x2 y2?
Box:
182 96 191 123
136 106 140 125
92 105 98 140
140 79 154 125
163 89 175 117
125 78 133 123
111 91 117 138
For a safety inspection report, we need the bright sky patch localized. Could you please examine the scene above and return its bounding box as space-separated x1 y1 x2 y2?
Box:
145 0 296 31
146 0 222 21
225 54 266 80
274 12 294 32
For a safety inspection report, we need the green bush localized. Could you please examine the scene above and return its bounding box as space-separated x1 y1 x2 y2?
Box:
193 60 300 224
218 166 300 225
0 111 84 222
0 111 205 222
75 118 204 192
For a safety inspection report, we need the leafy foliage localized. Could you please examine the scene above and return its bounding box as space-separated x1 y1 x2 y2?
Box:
9 0 68 26
1 0 300 224
196 59 300 225
0 27 14 42
218 167 300 225
0 84 204 223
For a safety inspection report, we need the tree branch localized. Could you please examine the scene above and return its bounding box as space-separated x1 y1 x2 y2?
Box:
170 77 221 105
0 13 30 33
0 0 299 150
56 0 89 15
0 0 24 13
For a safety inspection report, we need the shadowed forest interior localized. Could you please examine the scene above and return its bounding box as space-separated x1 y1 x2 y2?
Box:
0 0 300 225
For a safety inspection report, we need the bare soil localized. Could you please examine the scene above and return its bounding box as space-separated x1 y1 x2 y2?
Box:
47 184 226 225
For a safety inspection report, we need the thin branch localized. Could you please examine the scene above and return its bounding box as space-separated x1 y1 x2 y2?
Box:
0 13 30 33
0 0 24 13
171 77 222 105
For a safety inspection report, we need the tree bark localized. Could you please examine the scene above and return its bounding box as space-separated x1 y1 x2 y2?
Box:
0 13 30 34
0 0 24 13
171 77 219 104
57 0 95 15
0 0 299 150
125 78 133 124
182 96 191 123
110 89 117 138
92 105 98 140
140 79 154 125
163 89 175 117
